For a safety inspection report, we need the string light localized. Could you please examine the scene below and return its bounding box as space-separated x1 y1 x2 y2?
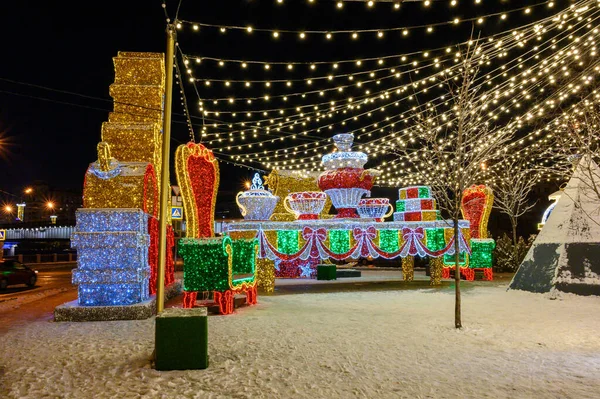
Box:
172 0 596 181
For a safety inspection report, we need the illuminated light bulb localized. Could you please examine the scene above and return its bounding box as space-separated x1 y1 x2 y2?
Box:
402 30 408 36
477 18 484 24
326 33 332 40
356 60 362 66
218 61 224 66
300 32 306 39
333 63 338 69
277 0 283 3
377 31 383 38
453 18 460 24
501 14 507 20
427 26 433 33
352 32 358 39
176 23 182 29
287 64 293 70
241 62 247 68
220 27 226 33
394 2 400 9
205 81 211 86
336 1 343 8
195 58 201 63
193 25 199 31
525 8 531 14
367 0 374 7
246 26 253 33
273 31 279 38
265 64 270 70
310 64 316 70
548 2 554 7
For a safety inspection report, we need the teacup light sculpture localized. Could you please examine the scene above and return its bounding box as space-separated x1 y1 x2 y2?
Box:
283 191 327 220
357 198 394 221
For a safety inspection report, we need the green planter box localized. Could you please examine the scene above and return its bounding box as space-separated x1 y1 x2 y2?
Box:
317 264 337 281
155 307 208 370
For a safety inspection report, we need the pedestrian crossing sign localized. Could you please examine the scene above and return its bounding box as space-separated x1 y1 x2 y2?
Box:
171 207 183 220
0 229 5 241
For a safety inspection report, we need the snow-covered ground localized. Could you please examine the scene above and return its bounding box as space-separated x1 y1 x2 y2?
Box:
2 284 600 398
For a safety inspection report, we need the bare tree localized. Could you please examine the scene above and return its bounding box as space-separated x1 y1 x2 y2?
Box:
489 159 539 269
539 96 600 225
389 43 515 328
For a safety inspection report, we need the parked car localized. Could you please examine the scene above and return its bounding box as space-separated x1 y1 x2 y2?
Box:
0 259 38 289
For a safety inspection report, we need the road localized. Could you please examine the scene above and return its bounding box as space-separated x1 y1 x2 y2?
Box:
0 265 77 336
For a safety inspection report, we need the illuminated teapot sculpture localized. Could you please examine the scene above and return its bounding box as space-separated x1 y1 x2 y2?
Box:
236 173 279 220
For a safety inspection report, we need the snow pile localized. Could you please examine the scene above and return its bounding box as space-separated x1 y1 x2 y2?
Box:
2 285 600 398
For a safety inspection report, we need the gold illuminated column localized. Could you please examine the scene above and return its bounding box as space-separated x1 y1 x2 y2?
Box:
429 257 443 286
156 26 176 313
401 256 414 282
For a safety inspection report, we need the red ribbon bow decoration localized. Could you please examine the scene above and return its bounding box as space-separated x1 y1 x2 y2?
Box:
402 227 424 241
302 227 327 242
400 227 426 257
353 226 377 241
302 227 328 259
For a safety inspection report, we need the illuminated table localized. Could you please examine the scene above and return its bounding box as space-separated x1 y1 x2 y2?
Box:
224 219 471 288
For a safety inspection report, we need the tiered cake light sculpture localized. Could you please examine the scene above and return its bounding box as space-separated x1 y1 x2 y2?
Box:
318 133 379 218
393 186 440 222
66 52 175 315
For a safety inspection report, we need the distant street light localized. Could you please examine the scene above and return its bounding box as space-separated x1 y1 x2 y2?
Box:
4 205 12 213
24 187 33 195
46 201 55 210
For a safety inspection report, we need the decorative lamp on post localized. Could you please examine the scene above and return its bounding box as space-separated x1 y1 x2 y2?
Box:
16 203 25 222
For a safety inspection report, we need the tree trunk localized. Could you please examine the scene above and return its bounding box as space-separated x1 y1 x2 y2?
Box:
454 216 462 329
511 218 518 270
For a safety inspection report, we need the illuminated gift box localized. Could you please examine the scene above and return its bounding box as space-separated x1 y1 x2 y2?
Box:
396 198 436 212
83 162 159 216
399 186 432 199
71 208 151 306
393 210 440 222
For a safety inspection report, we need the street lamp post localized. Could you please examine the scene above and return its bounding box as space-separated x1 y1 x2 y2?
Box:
3 205 13 223
46 201 57 224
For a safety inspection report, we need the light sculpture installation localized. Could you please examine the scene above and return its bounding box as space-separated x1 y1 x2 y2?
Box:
175 142 220 238
393 186 440 222
72 209 151 306
318 133 379 218
441 184 495 281
283 191 327 220
236 173 279 221
70 52 175 311
264 169 332 221
178 237 258 315
224 133 472 285
356 198 394 221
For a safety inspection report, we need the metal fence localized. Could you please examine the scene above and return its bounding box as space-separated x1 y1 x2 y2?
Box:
5 226 75 240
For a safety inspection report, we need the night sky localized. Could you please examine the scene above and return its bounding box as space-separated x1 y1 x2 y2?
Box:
0 0 563 232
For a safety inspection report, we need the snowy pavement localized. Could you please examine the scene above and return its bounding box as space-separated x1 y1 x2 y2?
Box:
1 283 600 398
